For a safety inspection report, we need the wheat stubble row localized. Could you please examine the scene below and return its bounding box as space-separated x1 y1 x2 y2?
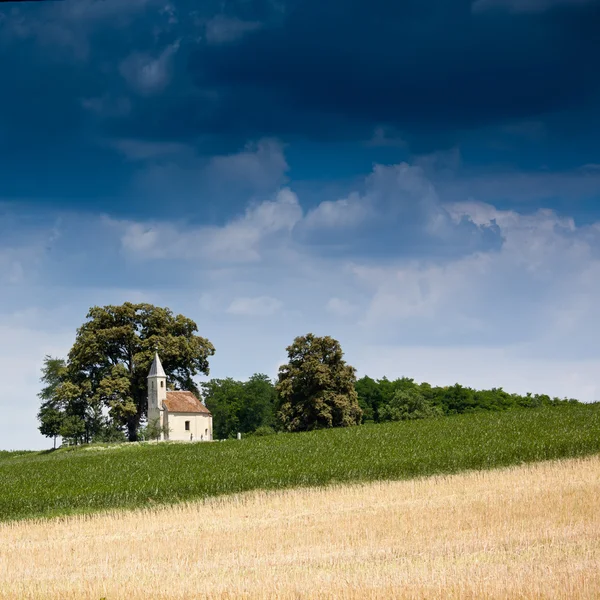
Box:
1 455 599 599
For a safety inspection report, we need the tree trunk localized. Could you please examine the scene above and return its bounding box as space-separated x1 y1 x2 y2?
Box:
127 416 139 442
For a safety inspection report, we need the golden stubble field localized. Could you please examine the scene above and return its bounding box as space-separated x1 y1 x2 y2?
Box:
1 455 599 600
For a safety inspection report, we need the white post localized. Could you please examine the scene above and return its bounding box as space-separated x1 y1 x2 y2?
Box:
237 432 241 440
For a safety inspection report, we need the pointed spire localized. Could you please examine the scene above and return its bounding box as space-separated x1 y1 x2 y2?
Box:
148 352 166 378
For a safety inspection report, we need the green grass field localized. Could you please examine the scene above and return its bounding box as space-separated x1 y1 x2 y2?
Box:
2 404 600 522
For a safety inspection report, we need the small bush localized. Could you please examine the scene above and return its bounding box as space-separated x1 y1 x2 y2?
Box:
252 425 276 437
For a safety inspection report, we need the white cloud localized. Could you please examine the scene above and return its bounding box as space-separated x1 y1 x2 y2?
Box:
119 40 180 96
205 16 262 44
227 296 283 317
304 193 369 229
349 200 600 359
115 187 303 262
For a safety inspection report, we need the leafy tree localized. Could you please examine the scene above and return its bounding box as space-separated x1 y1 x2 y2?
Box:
379 388 443 421
58 415 86 446
439 383 478 415
36 356 94 446
43 303 215 442
203 378 245 439
38 356 67 403
355 376 381 422
276 334 362 432
202 374 276 439
37 404 64 449
239 373 277 432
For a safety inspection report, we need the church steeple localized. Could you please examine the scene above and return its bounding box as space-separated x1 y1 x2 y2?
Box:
147 352 167 438
148 352 166 378
148 352 166 377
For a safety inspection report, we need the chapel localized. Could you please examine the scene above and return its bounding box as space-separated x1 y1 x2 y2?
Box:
146 352 213 442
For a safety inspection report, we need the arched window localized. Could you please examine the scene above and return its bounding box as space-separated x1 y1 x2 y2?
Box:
160 381 164 388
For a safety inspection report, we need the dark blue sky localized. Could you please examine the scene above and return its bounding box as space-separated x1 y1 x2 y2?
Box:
1 0 599 219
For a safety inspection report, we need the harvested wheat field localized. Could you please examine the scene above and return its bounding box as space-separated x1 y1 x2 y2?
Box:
1 455 599 600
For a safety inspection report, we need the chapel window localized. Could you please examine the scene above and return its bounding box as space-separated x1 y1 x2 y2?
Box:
185 421 190 431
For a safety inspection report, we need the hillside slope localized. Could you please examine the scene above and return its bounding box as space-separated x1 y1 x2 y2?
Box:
2 404 600 521
1 455 598 599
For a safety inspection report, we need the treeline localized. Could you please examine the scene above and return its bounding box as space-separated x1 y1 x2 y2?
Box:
202 373 580 440
36 302 582 447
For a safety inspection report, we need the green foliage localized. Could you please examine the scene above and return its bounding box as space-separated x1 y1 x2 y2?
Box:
202 374 277 439
58 415 86 446
276 334 362 431
37 405 64 446
250 425 276 437
36 303 215 442
2 404 600 522
355 376 581 422
139 418 170 442
379 388 443 421
94 422 127 444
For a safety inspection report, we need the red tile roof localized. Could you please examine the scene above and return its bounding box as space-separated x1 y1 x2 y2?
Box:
163 391 211 415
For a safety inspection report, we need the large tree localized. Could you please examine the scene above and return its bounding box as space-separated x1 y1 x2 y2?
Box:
276 334 362 432
47 303 215 442
202 374 277 439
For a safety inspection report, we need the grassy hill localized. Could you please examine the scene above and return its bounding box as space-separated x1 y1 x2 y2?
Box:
2 403 600 522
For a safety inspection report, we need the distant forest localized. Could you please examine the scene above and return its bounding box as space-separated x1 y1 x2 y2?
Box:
203 374 580 440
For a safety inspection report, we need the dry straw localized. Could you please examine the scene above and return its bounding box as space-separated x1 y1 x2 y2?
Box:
1 455 599 599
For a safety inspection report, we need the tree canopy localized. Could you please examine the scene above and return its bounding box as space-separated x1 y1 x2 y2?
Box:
202 374 277 439
276 334 362 431
37 303 215 442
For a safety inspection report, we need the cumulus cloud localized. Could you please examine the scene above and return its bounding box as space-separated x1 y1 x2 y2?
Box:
119 41 180 96
114 187 302 262
350 200 600 358
303 193 369 229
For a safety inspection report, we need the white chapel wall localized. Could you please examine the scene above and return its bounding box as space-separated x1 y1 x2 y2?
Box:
165 412 212 441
